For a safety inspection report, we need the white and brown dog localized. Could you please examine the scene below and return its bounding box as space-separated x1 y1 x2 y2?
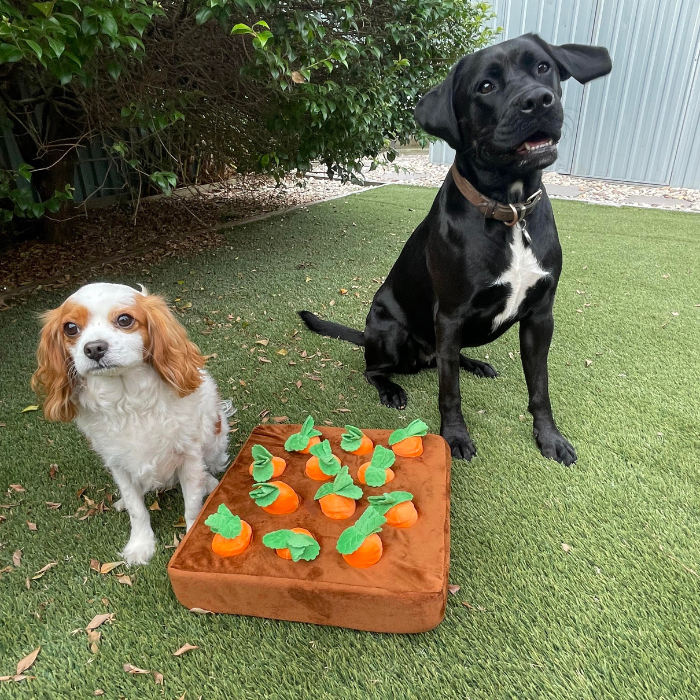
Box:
32 282 232 565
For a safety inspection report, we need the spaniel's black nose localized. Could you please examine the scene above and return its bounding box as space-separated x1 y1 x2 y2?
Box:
84 340 109 361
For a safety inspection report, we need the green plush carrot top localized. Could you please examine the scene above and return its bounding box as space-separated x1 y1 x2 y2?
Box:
308 439 341 476
388 419 429 445
336 507 386 556
204 503 242 539
284 415 322 452
250 444 276 482
314 466 363 502
367 491 413 514
359 445 396 487
262 529 320 562
340 425 364 451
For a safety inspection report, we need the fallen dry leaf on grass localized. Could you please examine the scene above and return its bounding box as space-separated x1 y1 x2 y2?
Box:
149 500 161 511
173 517 187 528
447 584 460 595
561 543 571 553
93 690 104 696
153 671 164 685
9 484 26 492
32 562 58 580
49 464 58 479
189 608 212 615
87 630 101 654
86 613 114 631
45 502 61 510
12 550 21 567
26 521 37 531
173 643 199 657
0 566 13 574
99 561 125 574
16 648 40 675
255 338 269 346
116 574 132 586
90 559 100 573
123 663 150 675
21 406 39 413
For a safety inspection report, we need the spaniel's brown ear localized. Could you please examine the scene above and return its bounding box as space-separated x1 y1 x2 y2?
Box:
31 307 77 422
138 294 204 396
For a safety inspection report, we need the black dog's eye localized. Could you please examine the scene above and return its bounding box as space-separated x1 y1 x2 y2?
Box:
64 322 80 337
116 313 135 329
538 61 550 74
478 80 495 94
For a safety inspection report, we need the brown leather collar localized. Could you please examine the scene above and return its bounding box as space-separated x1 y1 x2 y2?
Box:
450 164 542 226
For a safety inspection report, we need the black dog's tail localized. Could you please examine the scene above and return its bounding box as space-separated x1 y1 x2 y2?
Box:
297 311 365 347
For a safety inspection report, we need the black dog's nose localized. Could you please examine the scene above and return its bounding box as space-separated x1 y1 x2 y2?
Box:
520 87 555 114
84 340 109 361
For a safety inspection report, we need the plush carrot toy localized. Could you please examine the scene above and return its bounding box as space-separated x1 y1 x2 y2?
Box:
357 445 396 487
336 507 386 568
262 528 320 562
204 504 253 557
305 439 341 481
249 481 300 515
388 419 429 458
340 425 374 456
248 444 286 481
367 491 418 528
284 415 322 454
314 466 363 520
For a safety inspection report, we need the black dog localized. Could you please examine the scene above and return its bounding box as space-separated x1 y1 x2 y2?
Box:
300 34 611 464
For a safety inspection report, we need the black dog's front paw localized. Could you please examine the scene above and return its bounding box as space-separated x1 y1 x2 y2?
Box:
378 382 408 410
442 426 477 460
534 427 577 466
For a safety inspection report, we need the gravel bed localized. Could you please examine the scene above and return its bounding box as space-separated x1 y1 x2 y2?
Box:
369 154 700 212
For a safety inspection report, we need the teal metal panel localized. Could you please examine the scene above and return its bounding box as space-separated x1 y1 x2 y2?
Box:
574 0 700 184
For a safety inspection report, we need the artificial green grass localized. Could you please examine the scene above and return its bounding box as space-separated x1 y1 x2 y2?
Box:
1 186 699 699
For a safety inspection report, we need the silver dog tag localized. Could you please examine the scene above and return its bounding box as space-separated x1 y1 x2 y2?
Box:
521 221 532 245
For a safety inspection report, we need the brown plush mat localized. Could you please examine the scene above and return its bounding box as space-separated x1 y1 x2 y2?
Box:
167 424 451 633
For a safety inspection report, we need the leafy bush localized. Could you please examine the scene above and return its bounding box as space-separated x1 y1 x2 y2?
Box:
0 0 495 232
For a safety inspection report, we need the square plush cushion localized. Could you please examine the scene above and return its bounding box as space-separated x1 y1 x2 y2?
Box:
168 424 451 633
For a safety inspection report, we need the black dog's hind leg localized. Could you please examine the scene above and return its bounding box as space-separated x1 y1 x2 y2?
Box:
435 312 477 460
459 354 498 378
519 312 577 465
365 369 408 409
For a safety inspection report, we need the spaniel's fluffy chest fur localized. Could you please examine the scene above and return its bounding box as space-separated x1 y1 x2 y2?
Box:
77 366 228 493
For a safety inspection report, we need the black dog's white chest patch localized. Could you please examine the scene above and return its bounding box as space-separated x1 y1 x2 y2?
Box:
491 223 549 330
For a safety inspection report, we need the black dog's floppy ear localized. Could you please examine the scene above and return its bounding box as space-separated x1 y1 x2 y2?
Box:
414 61 463 151
530 34 612 84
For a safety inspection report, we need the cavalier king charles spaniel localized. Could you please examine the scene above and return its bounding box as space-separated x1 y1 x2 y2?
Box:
31 282 233 565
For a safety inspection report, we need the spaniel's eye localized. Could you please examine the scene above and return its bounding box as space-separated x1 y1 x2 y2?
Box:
478 80 495 94
538 61 550 74
116 314 135 329
63 322 80 337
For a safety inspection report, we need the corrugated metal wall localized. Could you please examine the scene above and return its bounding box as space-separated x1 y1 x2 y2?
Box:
430 0 700 189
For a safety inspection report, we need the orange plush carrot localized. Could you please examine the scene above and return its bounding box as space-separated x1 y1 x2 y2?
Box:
205 504 252 557
249 481 300 515
368 491 418 528
262 528 320 561
248 444 286 481
340 425 374 456
336 507 386 568
389 419 429 458
305 439 341 481
357 445 396 487
284 415 322 454
314 466 363 520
